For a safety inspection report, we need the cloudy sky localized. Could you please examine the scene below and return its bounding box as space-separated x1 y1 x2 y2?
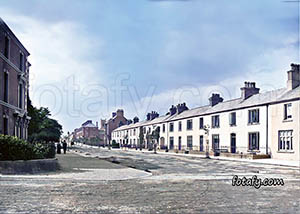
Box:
1 0 299 133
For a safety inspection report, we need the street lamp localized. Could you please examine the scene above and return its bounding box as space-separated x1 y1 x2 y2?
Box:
203 124 210 159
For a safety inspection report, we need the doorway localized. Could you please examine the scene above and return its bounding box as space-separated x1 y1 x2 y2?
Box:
230 133 236 153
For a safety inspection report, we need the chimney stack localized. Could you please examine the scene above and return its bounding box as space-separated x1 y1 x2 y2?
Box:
176 103 188 114
133 116 139 123
287 63 300 90
209 94 223 106
240 82 260 100
169 105 177 115
116 109 124 117
146 111 159 120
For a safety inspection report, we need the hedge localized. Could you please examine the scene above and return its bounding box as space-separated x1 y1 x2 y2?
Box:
0 134 56 161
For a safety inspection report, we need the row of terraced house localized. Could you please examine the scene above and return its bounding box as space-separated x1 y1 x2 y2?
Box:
112 64 300 161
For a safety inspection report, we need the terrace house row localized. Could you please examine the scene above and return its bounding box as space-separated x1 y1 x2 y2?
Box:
112 64 300 161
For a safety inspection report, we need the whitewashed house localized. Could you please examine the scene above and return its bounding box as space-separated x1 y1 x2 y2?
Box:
112 64 300 161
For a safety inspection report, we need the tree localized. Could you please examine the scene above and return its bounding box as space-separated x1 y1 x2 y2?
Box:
152 126 160 153
27 98 63 143
139 126 144 151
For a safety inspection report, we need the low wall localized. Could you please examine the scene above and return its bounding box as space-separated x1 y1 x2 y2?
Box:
0 158 60 175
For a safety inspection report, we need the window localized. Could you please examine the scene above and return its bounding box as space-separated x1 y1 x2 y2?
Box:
199 135 204 151
163 124 165 133
187 119 193 130
229 112 236 126
284 103 292 120
3 117 8 135
199 117 204 129
212 134 219 150
187 136 193 149
178 121 182 131
18 84 23 109
169 137 174 150
248 109 259 124
248 132 259 150
4 71 8 103
169 122 174 132
211 115 220 128
4 36 10 59
19 52 24 71
133 129 136 136
278 130 293 152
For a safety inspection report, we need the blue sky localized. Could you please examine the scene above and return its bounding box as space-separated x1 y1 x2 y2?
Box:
0 0 299 134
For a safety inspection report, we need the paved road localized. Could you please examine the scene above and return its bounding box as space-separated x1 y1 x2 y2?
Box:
1 146 300 213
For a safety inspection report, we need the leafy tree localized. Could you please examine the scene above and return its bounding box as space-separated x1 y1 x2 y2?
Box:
139 126 144 150
27 98 62 143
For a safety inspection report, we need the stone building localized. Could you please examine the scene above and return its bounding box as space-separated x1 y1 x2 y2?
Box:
0 18 31 139
112 64 300 161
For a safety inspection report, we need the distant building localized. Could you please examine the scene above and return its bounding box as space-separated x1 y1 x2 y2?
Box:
104 109 127 145
112 64 300 161
0 18 31 139
74 120 100 140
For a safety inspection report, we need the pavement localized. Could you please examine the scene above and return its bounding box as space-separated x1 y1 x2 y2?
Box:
1 145 300 213
0 152 151 181
77 144 300 168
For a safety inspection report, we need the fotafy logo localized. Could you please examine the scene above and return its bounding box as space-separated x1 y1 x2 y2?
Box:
232 175 284 189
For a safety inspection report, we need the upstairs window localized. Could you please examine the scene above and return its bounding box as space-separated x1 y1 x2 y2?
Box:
248 109 259 124
169 122 174 132
162 124 165 133
211 115 220 128
19 52 24 71
4 36 10 59
229 112 236 126
187 119 193 130
178 121 182 131
284 103 292 120
4 71 8 103
199 117 204 129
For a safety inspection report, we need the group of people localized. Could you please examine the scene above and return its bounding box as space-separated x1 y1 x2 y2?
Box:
57 141 67 154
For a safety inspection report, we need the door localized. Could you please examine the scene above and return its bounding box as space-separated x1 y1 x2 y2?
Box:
230 133 236 153
212 134 219 151
200 135 203 151
178 136 182 150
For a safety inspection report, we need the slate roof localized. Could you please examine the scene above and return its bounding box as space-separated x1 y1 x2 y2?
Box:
114 86 300 131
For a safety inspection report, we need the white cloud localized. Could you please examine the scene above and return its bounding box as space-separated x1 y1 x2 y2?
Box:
121 39 298 120
1 10 107 133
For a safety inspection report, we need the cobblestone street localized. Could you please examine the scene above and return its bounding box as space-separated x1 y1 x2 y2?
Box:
1 147 300 213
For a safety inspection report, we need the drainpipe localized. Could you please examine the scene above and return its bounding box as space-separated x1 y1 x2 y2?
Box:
166 122 169 151
266 104 269 155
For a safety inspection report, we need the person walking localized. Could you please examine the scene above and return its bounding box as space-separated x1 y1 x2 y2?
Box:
57 142 61 154
62 140 67 154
